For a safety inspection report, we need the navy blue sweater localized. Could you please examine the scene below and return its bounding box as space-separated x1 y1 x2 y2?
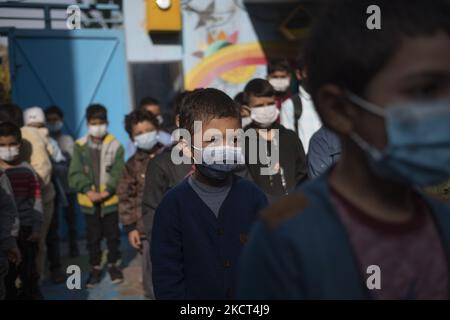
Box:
151 175 268 300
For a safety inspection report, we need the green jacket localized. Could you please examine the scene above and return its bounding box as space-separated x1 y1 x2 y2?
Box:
68 134 125 215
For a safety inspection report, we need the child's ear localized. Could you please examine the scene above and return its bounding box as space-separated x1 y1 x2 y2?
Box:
315 84 355 136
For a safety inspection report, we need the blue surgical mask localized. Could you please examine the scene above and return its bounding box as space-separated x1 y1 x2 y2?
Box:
347 92 450 187
134 131 158 151
193 145 245 180
47 121 63 134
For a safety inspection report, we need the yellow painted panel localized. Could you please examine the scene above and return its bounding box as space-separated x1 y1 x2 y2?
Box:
146 0 181 32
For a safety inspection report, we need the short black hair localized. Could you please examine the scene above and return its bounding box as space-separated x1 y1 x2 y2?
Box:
244 79 275 101
139 96 160 109
267 58 291 75
233 92 247 107
172 90 192 117
0 103 24 127
45 105 64 119
124 109 159 140
86 104 107 122
179 88 240 134
303 0 450 101
0 121 22 143
295 54 304 72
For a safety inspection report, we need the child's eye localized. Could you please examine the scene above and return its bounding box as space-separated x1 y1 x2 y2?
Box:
410 83 440 99
404 77 450 100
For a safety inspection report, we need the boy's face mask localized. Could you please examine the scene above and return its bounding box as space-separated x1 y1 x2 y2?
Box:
0 146 20 163
88 124 107 138
193 145 245 181
134 131 158 151
156 115 164 125
347 92 450 187
47 121 63 134
269 78 290 92
250 104 279 128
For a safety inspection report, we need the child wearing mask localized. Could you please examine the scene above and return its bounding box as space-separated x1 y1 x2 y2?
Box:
0 169 20 300
139 96 163 126
127 97 172 157
244 78 308 202
45 106 79 259
233 92 252 128
280 56 322 153
69 104 125 288
239 0 450 300
267 58 293 110
151 88 268 299
22 106 62 283
0 122 43 299
117 109 165 299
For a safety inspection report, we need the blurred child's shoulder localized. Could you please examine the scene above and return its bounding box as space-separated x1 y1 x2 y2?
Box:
104 133 123 147
155 178 192 215
161 177 191 200
75 135 88 146
149 144 183 169
14 161 37 176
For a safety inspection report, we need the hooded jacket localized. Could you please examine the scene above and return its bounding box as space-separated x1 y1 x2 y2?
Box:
68 133 124 215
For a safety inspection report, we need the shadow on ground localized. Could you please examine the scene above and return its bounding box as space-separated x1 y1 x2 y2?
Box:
41 234 146 300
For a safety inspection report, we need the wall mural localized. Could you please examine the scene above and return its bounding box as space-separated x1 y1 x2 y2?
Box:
182 0 267 98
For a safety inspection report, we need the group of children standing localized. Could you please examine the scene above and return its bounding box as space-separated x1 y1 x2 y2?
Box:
0 66 318 300
2 0 450 301
0 103 76 298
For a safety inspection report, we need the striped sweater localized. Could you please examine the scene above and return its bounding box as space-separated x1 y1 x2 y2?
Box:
0 170 18 264
3 162 43 233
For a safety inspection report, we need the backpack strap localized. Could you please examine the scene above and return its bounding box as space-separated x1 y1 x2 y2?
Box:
291 94 303 134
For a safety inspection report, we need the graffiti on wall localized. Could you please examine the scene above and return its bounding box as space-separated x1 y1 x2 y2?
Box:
182 0 267 97
182 0 310 97
0 44 10 103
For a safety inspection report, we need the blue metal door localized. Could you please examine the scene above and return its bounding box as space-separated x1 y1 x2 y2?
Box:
7 28 131 240
8 28 131 148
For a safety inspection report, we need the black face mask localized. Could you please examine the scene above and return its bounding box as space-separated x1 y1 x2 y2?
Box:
196 164 232 181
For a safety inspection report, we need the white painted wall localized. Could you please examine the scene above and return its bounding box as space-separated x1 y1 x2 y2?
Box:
123 0 182 63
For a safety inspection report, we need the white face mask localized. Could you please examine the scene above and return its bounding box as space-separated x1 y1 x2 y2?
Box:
134 131 158 151
269 78 290 92
250 104 279 127
241 116 252 128
88 124 107 138
0 146 20 162
156 115 164 125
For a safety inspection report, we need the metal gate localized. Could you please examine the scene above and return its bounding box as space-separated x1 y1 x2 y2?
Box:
7 27 131 148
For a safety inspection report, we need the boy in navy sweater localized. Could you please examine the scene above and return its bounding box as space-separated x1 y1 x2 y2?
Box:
151 88 268 299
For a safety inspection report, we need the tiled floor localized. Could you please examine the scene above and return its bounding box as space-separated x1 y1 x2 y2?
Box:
41 236 146 300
